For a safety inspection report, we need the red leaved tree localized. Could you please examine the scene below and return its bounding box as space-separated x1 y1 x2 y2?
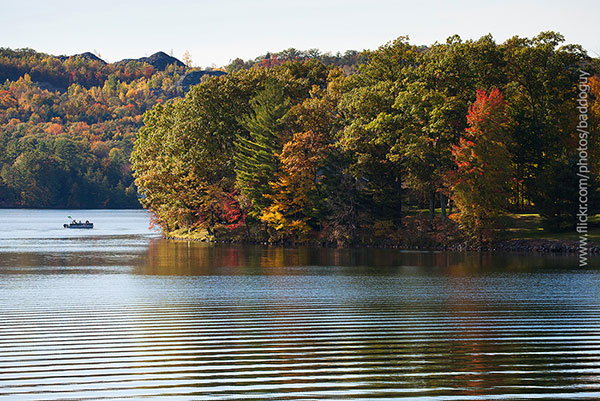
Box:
447 89 512 242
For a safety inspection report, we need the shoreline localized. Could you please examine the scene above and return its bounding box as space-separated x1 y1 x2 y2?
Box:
163 235 600 255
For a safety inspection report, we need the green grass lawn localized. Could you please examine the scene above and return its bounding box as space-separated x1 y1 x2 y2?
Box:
498 213 600 242
406 207 600 242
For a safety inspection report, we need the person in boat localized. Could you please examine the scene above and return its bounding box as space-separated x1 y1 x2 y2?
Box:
85 220 89 224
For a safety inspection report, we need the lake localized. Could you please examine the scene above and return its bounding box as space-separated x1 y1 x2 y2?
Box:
0 209 599 400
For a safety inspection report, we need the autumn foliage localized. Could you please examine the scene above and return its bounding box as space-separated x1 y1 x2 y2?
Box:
261 130 331 239
0 48 187 208
125 32 597 245
448 89 512 241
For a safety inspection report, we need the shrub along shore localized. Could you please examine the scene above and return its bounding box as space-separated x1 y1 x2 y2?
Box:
163 212 600 254
162 234 600 254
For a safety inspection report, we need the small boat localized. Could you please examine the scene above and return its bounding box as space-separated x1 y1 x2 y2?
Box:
64 217 93 229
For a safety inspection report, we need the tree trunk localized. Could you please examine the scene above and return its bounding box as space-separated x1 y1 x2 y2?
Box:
245 221 251 240
207 212 215 236
395 175 402 226
429 188 435 223
440 192 447 219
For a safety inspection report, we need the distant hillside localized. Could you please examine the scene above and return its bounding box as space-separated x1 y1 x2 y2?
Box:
115 51 186 71
57 52 106 64
0 47 216 208
0 48 193 92
139 51 186 70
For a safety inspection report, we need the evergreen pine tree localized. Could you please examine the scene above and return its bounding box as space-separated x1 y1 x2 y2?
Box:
234 80 291 217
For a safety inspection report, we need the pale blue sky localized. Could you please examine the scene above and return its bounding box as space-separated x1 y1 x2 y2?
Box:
2 0 598 67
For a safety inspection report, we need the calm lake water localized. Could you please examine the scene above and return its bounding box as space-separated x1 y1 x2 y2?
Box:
0 209 599 400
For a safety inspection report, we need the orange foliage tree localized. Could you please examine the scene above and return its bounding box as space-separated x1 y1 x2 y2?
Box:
261 130 331 240
447 89 512 241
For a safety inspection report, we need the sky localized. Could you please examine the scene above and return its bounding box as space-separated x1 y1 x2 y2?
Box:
2 0 599 68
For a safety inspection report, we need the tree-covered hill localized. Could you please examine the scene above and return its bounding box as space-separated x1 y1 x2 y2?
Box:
0 48 194 208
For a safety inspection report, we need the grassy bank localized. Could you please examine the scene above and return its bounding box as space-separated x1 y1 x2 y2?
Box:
499 213 600 242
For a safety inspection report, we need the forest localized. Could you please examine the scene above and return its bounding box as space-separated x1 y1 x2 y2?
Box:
0 47 363 209
132 32 600 245
0 48 192 208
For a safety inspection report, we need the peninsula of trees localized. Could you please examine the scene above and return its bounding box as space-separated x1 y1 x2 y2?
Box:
131 32 599 245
